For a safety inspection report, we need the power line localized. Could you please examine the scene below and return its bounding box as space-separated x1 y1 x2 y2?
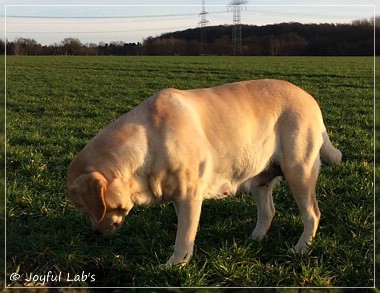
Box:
6 11 227 20
6 14 194 19
7 26 193 35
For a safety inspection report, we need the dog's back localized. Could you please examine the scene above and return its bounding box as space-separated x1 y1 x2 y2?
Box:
144 79 335 199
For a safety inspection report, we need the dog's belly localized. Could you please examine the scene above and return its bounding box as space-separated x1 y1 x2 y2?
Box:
203 157 282 200
239 161 283 192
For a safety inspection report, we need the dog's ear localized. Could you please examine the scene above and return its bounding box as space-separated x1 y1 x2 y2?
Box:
70 172 107 222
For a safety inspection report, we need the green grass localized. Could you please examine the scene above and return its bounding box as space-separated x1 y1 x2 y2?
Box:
6 56 374 288
0 55 5 291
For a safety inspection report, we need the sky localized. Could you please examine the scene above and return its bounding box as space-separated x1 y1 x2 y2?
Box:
1 0 377 46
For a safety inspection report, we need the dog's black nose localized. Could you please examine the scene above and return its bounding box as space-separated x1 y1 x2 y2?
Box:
94 229 102 236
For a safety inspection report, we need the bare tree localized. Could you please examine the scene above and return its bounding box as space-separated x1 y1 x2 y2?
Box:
61 38 82 55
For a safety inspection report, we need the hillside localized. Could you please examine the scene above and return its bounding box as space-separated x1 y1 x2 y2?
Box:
151 21 374 56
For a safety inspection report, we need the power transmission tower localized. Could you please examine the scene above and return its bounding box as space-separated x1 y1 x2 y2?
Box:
198 0 210 55
228 0 247 56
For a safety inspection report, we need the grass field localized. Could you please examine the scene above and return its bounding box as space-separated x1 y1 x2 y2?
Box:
5 56 374 288
374 57 379 291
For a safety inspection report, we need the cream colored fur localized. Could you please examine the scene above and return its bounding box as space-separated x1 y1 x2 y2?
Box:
67 79 342 266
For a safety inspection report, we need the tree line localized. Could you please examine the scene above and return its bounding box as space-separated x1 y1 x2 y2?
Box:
3 19 377 56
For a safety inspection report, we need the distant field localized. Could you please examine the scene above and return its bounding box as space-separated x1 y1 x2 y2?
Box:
6 56 374 287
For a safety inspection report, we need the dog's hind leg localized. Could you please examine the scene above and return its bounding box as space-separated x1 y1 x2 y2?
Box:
282 158 321 253
251 177 279 240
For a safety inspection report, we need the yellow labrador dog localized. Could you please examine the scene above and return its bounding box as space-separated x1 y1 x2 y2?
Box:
67 79 341 266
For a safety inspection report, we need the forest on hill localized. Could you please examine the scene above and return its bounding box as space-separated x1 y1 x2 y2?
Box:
4 19 376 56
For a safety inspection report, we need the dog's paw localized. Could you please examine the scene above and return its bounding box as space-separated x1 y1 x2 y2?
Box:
162 247 193 268
159 256 176 269
250 231 267 241
162 255 187 269
289 243 311 255
160 260 173 269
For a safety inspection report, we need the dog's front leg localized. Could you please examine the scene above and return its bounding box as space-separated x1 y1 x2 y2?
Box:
166 197 203 266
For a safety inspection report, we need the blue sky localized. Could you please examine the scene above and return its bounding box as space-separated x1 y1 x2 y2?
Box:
2 0 377 45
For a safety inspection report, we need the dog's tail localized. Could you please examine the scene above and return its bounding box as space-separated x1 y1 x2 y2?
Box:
320 131 342 165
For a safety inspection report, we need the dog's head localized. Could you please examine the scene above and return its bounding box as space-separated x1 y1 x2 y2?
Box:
67 171 134 235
